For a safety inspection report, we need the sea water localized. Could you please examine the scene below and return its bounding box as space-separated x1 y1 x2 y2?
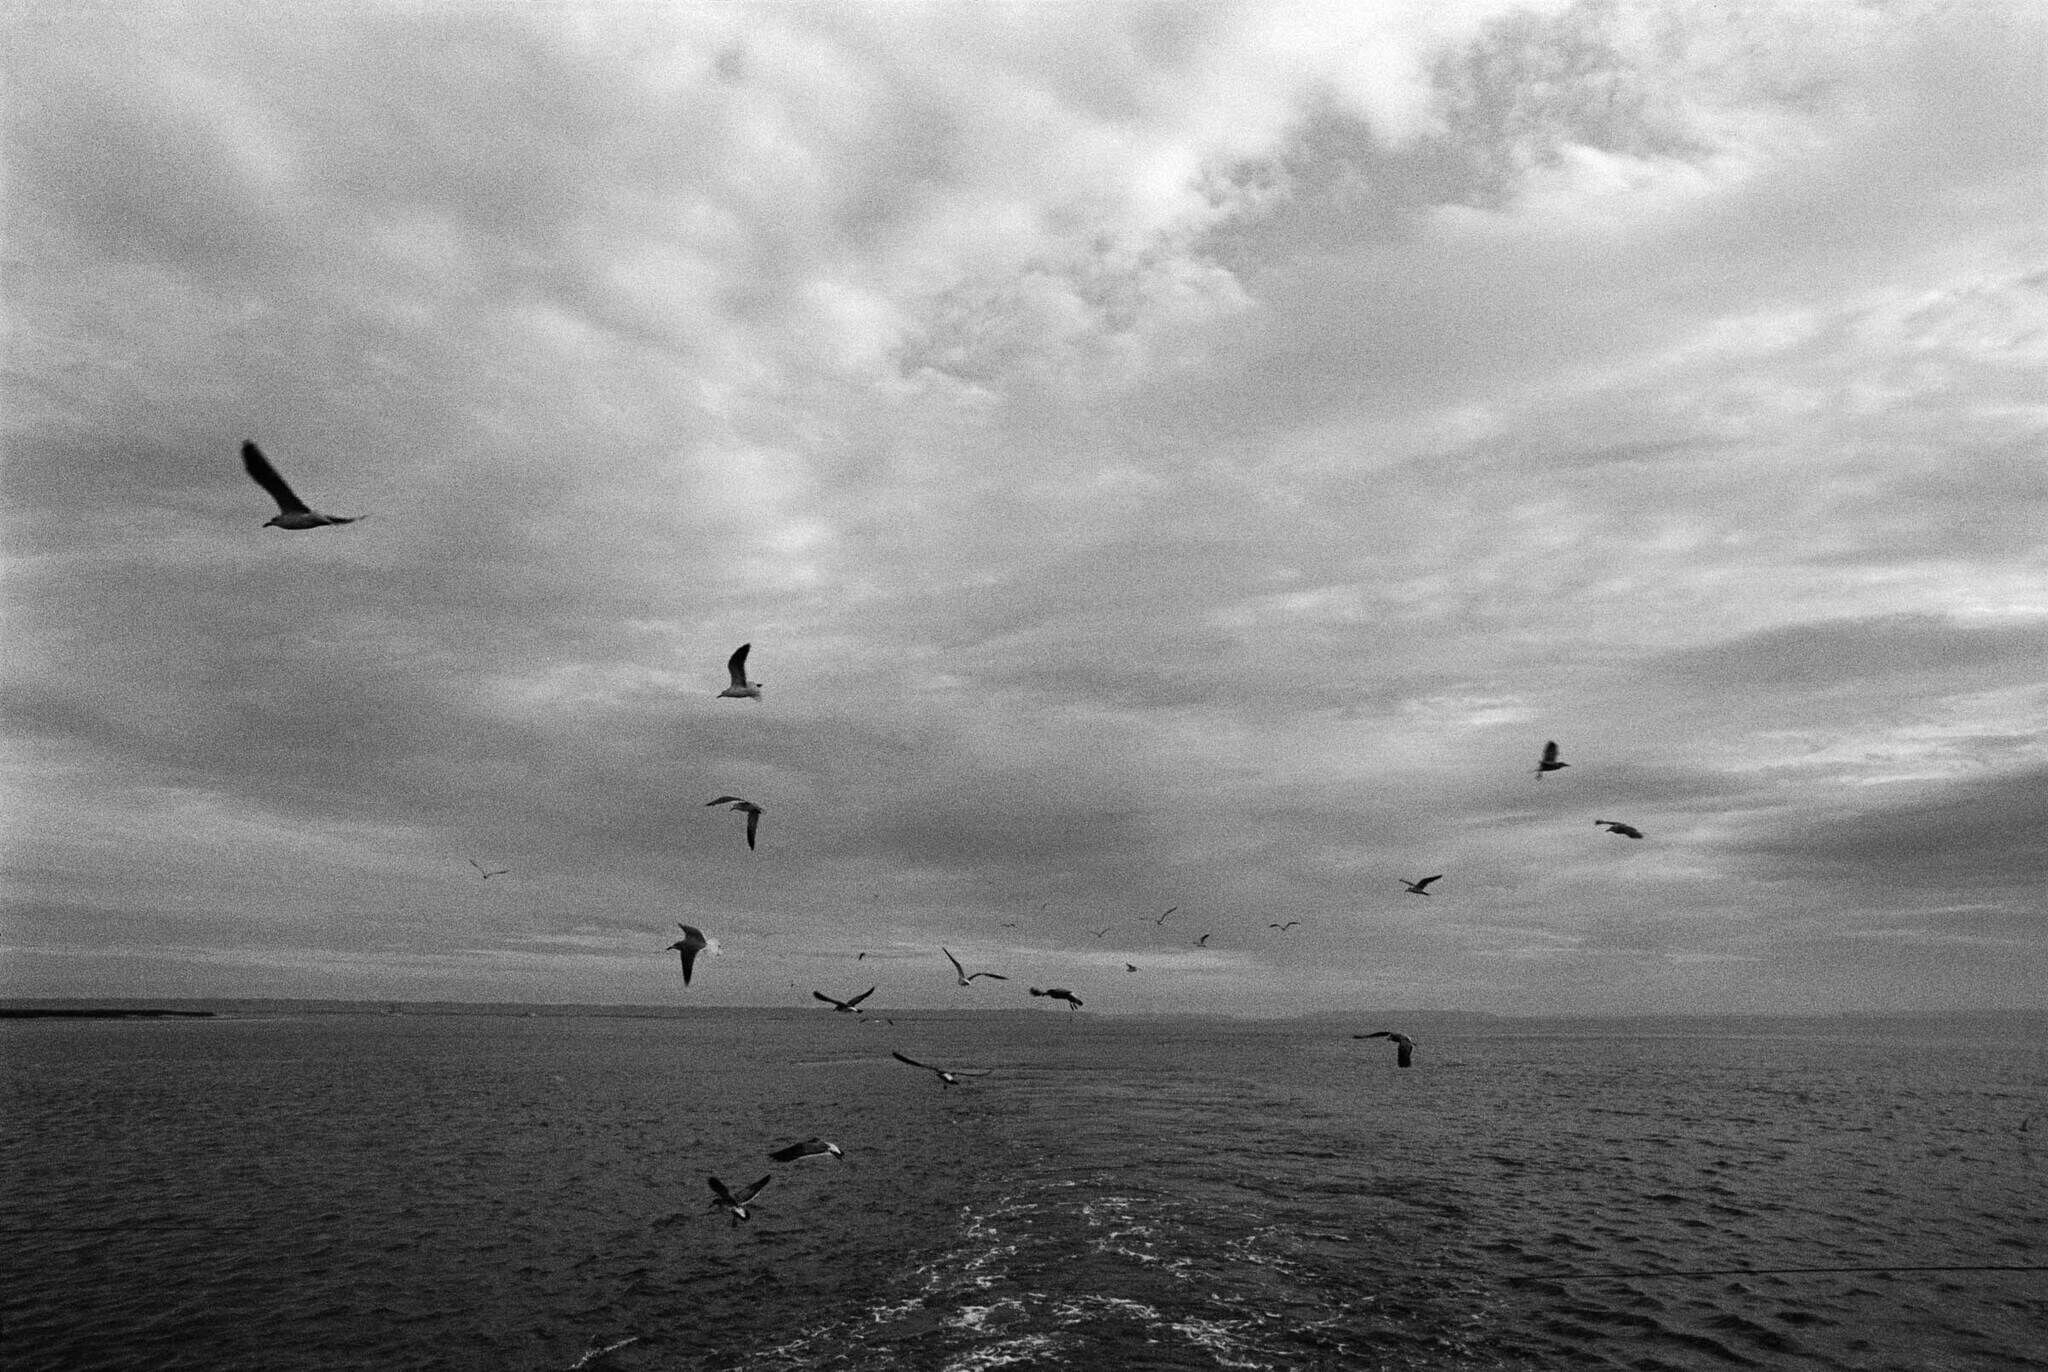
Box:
2 1009 2042 1370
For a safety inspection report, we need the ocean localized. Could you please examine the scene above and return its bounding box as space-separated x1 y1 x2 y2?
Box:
2 1008 2042 1370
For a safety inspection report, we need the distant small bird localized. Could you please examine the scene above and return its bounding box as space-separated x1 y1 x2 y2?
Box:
1030 987 1084 1009
666 925 710 985
856 951 867 960
707 1175 771 1227
1125 963 1137 973
1091 927 1111 938
718 643 761 700
1594 820 1645 839
943 947 1008 986
1000 921 1019 928
706 796 763 850
1195 933 1211 947
1400 876 1443 895
813 987 875 1013
891 1050 991 1087
468 859 509 881
767 1137 843 1163
240 440 358 529
1536 740 1569 778
1268 921 1300 931
1355 1030 1416 1067
1156 906 1177 925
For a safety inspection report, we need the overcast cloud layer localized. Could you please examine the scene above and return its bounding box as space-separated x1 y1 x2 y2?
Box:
5 0 2044 1016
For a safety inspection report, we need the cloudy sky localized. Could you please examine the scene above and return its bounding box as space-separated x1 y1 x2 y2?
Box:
6 0 2044 1016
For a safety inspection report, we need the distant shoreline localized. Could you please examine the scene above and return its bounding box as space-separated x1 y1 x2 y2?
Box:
0 1008 218 1020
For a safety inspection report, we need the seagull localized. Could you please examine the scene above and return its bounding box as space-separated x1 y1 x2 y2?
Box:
1155 906 1178 925
1268 921 1300 931
666 925 710 985
1354 1030 1416 1068
1000 921 1019 928
1030 987 1084 1009
813 987 875 1013
706 1175 771 1227
856 951 867 960
468 859 509 881
1125 963 1137 973
767 1137 843 1163
1091 927 1111 938
240 440 358 529
1595 819 1645 839
1536 740 1569 779
718 643 762 700
891 1050 991 1087
942 948 1008 986
1400 875 1443 895
1195 933 1211 947
705 796 763 850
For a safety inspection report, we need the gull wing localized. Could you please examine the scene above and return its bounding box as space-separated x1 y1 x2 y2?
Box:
845 986 876 1007
1541 740 1562 764
943 947 965 979
707 1176 737 1206
768 1140 819 1162
706 795 747 807
892 1050 938 1072
743 808 759 850
966 972 1008 982
240 441 309 514
732 1175 772 1205
726 644 751 687
1413 875 1443 891
812 991 844 1008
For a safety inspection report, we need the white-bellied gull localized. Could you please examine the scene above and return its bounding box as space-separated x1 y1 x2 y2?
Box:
1536 740 1569 778
706 796 762 850
891 1050 991 1087
718 643 762 700
942 947 1008 986
707 1175 771 1227
1400 875 1443 895
1595 819 1645 839
240 440 358 529
1030 987 1084 1009
768 1137 843 1163
1355 1030 1416 1067
666 925 710 985
813 987 875 1013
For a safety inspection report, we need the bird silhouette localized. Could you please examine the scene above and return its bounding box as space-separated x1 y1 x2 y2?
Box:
1268 921 1300 931
1536 740 1569 778
942 947 1009 986
813 987 875 1013
891 1050 992 1087
706 1175 771 1227
718 643 761 700
767 1138 843 1163
240 441 358 529
1195 933 1212 947
1030 987 1084 1009
468 859 509 881
1155 906 1178 925
1400 876 1443 895
1594 819 1645 839
706 796 763 849
666 925 710 985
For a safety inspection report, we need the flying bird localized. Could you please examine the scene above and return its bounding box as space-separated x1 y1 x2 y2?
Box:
718 643 762 700
706 1175 771 1227
1355 1030 1416 1068
1195 933 1211 947
1536 740 1569 778
767 1138 843 1163
813 987 876 1013
666 925 710 985
239 440 358 529
1125 963 1137 973
1594 820 1645 839
891 1050 991 1087
1400 876 1443 895
1030 987 1084 1009
942 948 1008 986
1268 921 1300 931
856 951 867 960
705 796 763 850
1091 927 1111 938
1155 907 1178 925
468 860 509 881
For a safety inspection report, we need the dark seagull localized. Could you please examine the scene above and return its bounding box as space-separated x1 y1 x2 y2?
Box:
892 1050 991 1087
942 947 1008 986
1125 963 1138 973
1155 906 1178 925
1400 875 1443 895
666 925 710 985
1195 933 1212 947
718 643 762 700
706 796 763 850
468 859 509 881
240 440 358 529
813 987 876 1013
1030 987 1084 1009
1354 1030 1416 1067
706 1175 771 1228
768 1137 843 1163
1594 819 1645 839
1535 740 1569 779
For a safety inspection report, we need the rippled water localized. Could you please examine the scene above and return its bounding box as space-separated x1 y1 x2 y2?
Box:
3 1009 2042 1370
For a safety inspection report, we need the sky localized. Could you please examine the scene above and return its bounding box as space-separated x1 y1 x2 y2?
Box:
4 0 2044 1017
